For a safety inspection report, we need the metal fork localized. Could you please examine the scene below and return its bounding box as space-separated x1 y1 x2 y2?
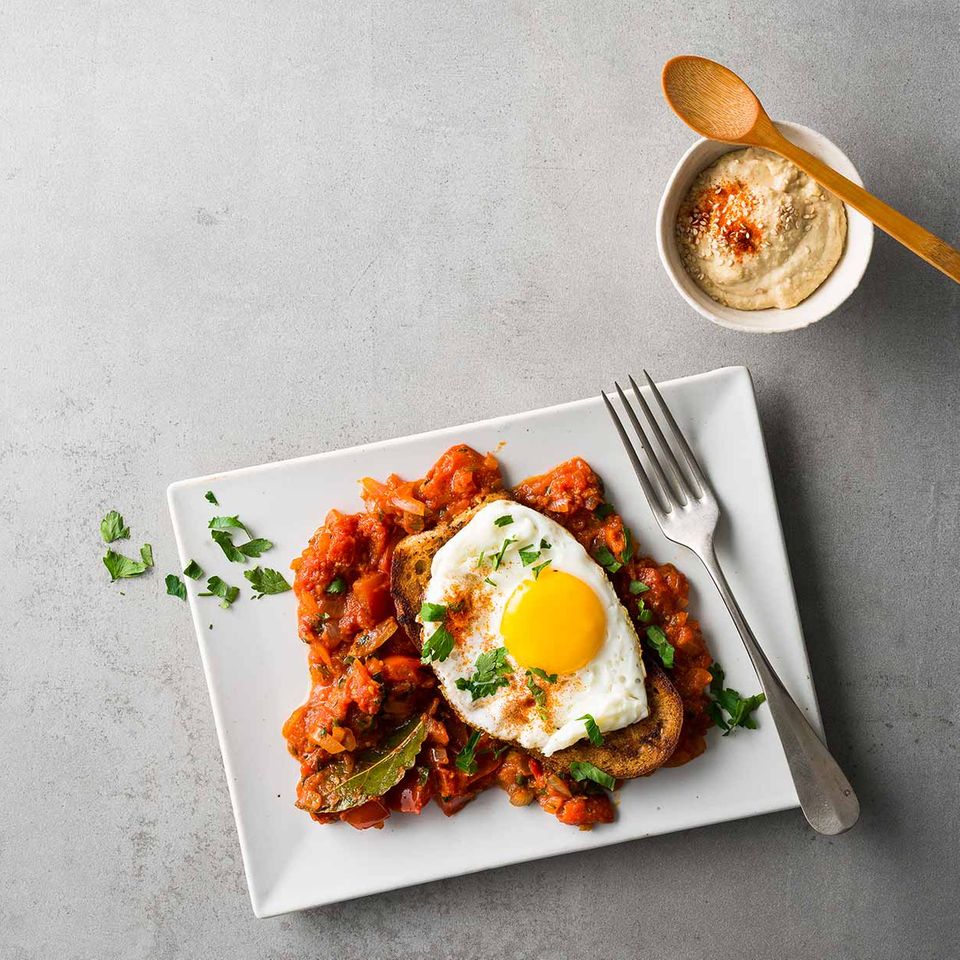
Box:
602 372 859 835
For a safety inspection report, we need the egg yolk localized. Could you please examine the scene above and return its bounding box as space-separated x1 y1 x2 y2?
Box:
500 569 606 676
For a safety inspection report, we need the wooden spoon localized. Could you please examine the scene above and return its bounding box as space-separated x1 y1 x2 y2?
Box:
662 56 960 285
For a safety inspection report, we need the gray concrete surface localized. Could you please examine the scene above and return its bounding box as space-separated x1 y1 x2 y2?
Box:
2 1 959 957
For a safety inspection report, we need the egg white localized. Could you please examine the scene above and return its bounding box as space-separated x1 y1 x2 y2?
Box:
420 501 648 755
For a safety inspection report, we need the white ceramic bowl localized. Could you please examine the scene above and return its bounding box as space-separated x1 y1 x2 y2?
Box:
657 121 874 333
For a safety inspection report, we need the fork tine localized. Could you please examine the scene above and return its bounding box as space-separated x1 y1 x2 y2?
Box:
625 374 696 502
624 374 693 503
601 390 670 517
614 380 681 508
639 370 709 498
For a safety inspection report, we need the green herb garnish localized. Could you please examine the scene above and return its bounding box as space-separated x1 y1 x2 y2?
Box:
140 544 154 567
455 730 482 774
204 490 219 505
539 538 551 550
103 550 149 581
528 666 557 683
629 580 650 595
201 575 240 609
419 601 447 622
165 574 187 600
577 713 604 746
208 515 249 534
518 544 540 566
238 538 273 558
569 761 615 790
183 560 204 580
484 576 496 587
531 559 552 579
492 537 516 570
707 663 766 735
645 624 675 668
594 545 622 573
594 503 615 520
100 510 130 543
244 566 291 598
525 671 549 722
494 515 514 527
211 529 246 563
421 624 454 664
455 647 513 701
326 576 347 595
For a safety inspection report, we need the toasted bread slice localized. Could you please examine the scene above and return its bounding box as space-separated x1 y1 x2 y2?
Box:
390 494 684 780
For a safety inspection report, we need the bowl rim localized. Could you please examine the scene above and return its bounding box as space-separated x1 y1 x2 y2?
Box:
656 121 874 333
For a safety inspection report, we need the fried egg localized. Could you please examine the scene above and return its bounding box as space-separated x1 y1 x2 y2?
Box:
419 501 648 755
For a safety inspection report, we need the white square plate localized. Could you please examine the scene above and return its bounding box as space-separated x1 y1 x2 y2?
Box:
167 365 820 917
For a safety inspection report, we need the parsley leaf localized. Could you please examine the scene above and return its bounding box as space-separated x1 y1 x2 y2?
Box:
455 730 482 774
419 601 447 622
637 607 653 624
528 666 557 683
165 574 187 600
455 647 513 701
204 490 219 505
539 538 551 550
577 713 604 746
421 624 454 664
531 559 552 579
629 580 650 595
244 566 291 598
326 577 347 595
569 761 615 791
483 576 496 587
594 545 622 573
211 528 247 563
494 515 514 527
100 511 130 543
103 550 148 581
237 537 273 558
645 624 675 668
140 544 154 567
525 671 549 722
201 575 240 609
183 560 204 580
621 527 634 564
707 662 766 735
492 537 516 570
208 515 249 534
594 503 615 520
518 544 540 566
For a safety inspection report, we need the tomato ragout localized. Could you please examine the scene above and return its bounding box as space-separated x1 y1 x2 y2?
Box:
283 445 714 830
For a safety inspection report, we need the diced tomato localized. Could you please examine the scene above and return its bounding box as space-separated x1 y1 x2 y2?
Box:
556 795 615 826
341 798 390 830
379 655 424 684
343 659 382 715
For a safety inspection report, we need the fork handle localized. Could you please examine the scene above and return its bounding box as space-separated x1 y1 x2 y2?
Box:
698 545 860 835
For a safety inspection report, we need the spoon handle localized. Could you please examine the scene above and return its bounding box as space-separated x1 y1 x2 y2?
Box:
766 132 960 284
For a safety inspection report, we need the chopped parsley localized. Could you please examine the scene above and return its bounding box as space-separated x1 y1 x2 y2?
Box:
525 671 549 722
455 647 513 701
100 510 130 543
211 529 246 563
594 545 622 573
326 576 347 595
708 662 766 735
569 761 615 791
494 515 514 527
518 544 540 566
645 624 675 668
208 515 249 534
238 538 273 558
103 549 149 582
484 576 497 587
140 544 154 568
531 559 552 579
165 574 187 600
528 667 557 683
183 560 204 580
492 537 516 570
577 713 604 746
594 503 615 520
244 566 291 598
421 624 454 664
455 730 482 774
200 575 240 609
539 538 551 550
419 601 447 622
629 580 650 595
204 490 219 505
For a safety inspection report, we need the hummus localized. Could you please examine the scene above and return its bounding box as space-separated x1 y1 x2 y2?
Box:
676 147 846 310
